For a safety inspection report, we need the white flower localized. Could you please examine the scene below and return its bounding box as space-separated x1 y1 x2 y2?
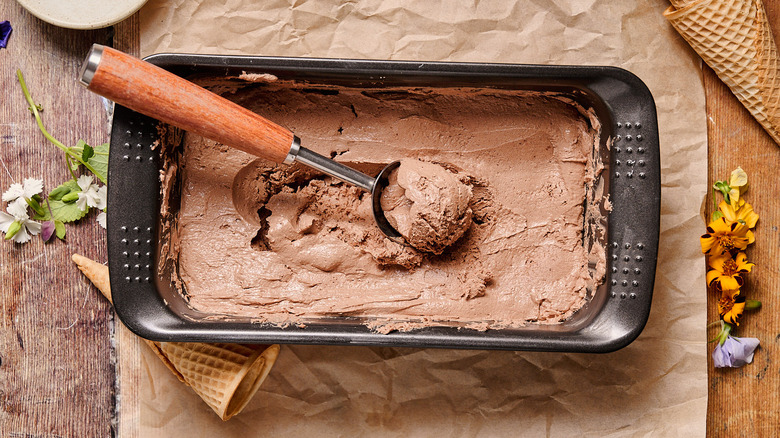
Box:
95 185 107 209
97 211 106 229
76 175 107 212
0 198 41 243
76 174 93 191
0 201 25 232
2 177 43 203
7 198 28 213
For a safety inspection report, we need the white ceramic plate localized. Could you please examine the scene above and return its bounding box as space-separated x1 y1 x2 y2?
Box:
16 0 147 30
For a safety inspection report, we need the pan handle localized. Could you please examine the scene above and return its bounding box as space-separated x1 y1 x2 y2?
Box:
79 44 297 164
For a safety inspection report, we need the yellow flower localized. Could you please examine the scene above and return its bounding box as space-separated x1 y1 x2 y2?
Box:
706 252 754 291
719 199 759 229
718 289 746 325
728 167 748 205
700 217 754 255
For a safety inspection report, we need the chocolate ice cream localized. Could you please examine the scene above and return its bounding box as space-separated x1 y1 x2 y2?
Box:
380 159 473 254
161 80 607 332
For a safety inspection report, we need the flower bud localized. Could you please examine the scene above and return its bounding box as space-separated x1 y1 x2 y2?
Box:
48 185 71 201
61 192 79 203
4 221 21 240
26 197 45 217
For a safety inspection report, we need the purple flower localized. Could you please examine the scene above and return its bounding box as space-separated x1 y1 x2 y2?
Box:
0 21 11 49
41 221 56 241
712 336 760 368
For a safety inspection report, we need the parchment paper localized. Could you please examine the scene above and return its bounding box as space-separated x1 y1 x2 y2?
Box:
132 0 709 435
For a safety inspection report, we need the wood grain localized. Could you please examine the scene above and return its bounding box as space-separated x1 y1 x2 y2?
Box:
704 1 780 436
0 2 114 437
89 46 295 164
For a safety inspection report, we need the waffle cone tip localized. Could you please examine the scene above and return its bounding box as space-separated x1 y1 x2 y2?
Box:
71 253 112 302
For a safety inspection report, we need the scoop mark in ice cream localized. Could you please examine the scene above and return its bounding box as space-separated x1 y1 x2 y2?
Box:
380 159 473 254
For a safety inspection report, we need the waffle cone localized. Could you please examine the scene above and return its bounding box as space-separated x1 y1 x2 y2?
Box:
669 0 698 9
72 254 280 420
158 342 280 420
665 0 780 145
72 254 112 300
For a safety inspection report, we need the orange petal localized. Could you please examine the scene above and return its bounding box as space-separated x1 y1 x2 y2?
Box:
720 276 740 291
708 254 729 270
708 217 731 233
740 203 759 228
724 298 746 325
706 270 720 286
700 235 716 254
735 253 755 273
746 230 755 245
718 201 737 222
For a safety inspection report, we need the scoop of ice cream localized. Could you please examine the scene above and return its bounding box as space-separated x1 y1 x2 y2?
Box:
380 159 473 254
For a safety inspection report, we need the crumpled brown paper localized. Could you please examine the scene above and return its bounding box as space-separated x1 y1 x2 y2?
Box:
126 0 708 435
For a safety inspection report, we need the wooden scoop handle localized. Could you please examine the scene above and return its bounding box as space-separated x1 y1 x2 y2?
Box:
81 45 295 164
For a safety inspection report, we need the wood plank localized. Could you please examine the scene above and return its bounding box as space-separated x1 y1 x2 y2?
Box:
0 3 115 436
705 1 780 436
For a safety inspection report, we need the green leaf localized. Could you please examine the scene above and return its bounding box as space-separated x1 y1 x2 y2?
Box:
55 220 66 240
87 143 109 184
70 140 108 184
70 139 87 151
81 144 94 162
49 198 88 223
37 181 87 223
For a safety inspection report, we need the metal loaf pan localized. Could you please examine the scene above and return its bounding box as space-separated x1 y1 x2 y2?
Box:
107 54 660 352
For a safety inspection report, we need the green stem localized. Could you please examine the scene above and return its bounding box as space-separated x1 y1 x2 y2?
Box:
16 70 68 152
718 323 732 345
45 197 54 218
712 188 718 211
16 70 105 184
75 157 103 184
65 154 78 182
65 154 78 181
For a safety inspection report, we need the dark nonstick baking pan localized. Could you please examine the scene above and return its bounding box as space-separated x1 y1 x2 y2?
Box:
106 54 660 352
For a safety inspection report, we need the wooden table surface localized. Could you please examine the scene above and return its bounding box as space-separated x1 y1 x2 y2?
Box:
2 1 780 436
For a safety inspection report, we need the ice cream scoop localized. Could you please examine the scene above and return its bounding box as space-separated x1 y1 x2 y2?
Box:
79 45 432 244
381 159 473 254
